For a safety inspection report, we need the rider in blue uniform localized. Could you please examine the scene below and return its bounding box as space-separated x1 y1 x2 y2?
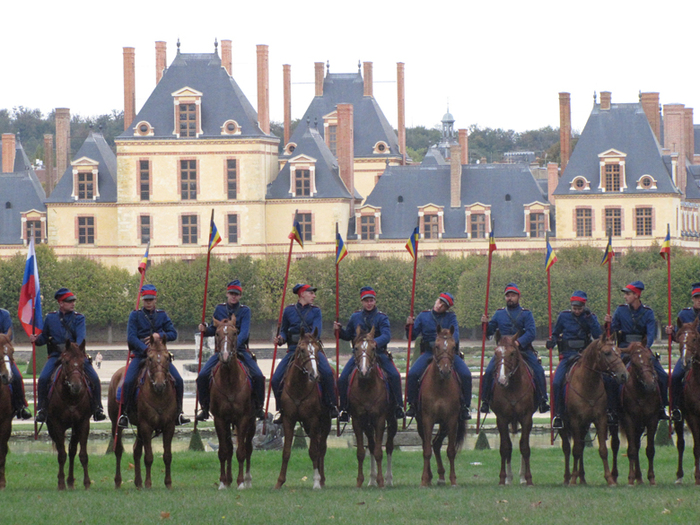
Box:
404 292 472 421
605 280 669 422
30 288 105 423
334 287 404 422
0 309 32 419
195 280 265 421
664 281 700 422
480 283 549 414
272 284 337 423
547 291 602 429
118 284 190 427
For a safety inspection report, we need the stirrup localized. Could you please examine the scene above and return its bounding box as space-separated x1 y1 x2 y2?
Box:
671 408 683 422
18 407 32 420
538 400 550 414
196 409 210 421
658 408 670 421
480 402 490 414
405 405 417 418
177 413 191 425
552 416 564 430
329 405 339 419
460 405 472 421
93 408 106 421
117 414 130 428
35 409 47 424
338 410 350 422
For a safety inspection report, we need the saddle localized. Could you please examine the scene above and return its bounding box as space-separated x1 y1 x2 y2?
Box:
115 360 173 403
210 359 253 390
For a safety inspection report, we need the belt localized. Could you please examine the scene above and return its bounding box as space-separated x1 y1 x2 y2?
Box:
566 339 585 349
624 334 643 343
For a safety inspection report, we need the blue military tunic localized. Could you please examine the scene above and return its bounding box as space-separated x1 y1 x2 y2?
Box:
337 308 403 410
670 307 700 411
1 309 28 412
551 309 602 417
197 302 265 409
271 303 335 408
406 309 471 407
482 305 548 406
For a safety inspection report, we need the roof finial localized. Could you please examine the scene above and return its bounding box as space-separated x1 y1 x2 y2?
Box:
306 116 310 128
326 60 329 74
214 38 218 51
177 38 181 51
314 117 318 128
638 89 642 102
358 60 361 72
593 91 597 103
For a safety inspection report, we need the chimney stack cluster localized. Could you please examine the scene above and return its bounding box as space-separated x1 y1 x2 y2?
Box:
55 108 71 176
363 62 373 97
2 133 15 173
337 103 355 200
559 92 571 171
397 62 406 164
314 62 324 97
221 40 232 76
155 41 166 84
123 47 136 130
256 44 270 134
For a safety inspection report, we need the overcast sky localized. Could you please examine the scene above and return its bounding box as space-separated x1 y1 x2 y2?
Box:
4 0 700 135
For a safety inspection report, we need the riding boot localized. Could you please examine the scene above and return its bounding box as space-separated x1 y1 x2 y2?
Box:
394 404 405 419
273 411 283 425
607 410 619 428
176 400 191 425
405 404 417 418
480 400 490 414
196 407 210 421
459 404 472 421
338 410 350 422
658 408 670 420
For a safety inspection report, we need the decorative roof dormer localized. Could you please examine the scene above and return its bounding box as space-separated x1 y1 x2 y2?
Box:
221 119 241 136
322 110 338 156
418 203 445 240
71 156 100 200
172 87 203 138
355 204 382 240
464 202 492 238
134 121 154 137
598 148 627 192
288 154 318 197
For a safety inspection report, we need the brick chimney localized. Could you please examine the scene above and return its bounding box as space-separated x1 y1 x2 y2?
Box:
155 41 166 84
123 47 136 131
43 134 54 195
640 92 660 142
314 62 324 97
363 62 373 97
559 92 571 171
337 103 354 198
664 104 687 193
450 143 462 208
458 129 469 164
2 134 15 173
256 44 270 134
55 108 71 176
397 62 406 164
600 91 611 110
547 162 559 206
283 64 291 145
685 107 694 158
221 39 232 76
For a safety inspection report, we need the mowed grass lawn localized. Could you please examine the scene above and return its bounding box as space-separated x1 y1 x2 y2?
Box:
2 436 700 525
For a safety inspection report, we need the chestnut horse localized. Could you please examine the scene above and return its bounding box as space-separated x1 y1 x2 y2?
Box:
210 315 256 490
274 328 331 490
673 317 700 485
561 334 628 486
46 340 93 490
108 336 178 489
491 331 536 486
610 341 660 485
0 334 15 489
417 326 466 487
347 326 397 488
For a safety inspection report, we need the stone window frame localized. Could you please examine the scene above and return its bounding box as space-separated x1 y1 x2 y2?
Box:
179 157 199 201
20 210 46 245
287 154 317 197
418 204 445 240
295 211 314 243
227 213 239 244
634 206 654 236
70 157 100 201
464 203 492 239
138 158 151 201
355 205 382 240
138 214 152 245
76 215 96 245
598 149 627 192
220 119 241 136
171 87 204 138
523 201 551 238
603 207 623 237
373 141 389 155
224 157 238 200
179 213 199 245
574 207 593 237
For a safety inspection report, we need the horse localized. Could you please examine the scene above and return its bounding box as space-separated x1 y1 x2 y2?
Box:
0 334 15 490
490 331 536 486
561 334 628 486
416 326 466 487
46 340 93 490
673 317 700 485
610 341 660 485
274 328 331 490
108 336 178 489
209 315 256 490
347 326 397 488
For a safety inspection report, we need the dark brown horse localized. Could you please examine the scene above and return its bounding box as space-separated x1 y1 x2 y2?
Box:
417 326 466 487
347 326 397 488
491 331 536 485
210 315 256 490
0 334 15 489
46 340 93 490
108 336 178 489
561 334 628 486
274 328 331 490
673 317 700 485
610 341 660 485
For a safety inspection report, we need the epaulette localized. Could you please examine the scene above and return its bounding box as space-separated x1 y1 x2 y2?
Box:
155 309 165 313
377 310 387 316
521 307 530 311
496 307 506 311
217 302 227 307
641 304 652 310
239 304 249 309
48 311 58 315
74 311 84 316
421 309 430 313
562 309 572 313
682 306 693 311
618 304 626 308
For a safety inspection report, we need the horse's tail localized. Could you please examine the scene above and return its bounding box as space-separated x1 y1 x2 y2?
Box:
456 418 467 450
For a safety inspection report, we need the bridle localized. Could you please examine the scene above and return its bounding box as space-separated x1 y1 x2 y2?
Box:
625 344 657 390
433 333 456 379
0 337 13 384
353 335 377 377
679 327 700 369
495 338 521 385
294 336 320 382
216 322 239 364
146 346 171 388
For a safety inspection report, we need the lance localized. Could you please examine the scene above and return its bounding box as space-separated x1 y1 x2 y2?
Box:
476 219 496 433
263 211 299 433
32 307 38 439
403 219 420 430
335 223 341 437
113 241 150 450
664 224 673 437
606 229 613 337
546 232 554 444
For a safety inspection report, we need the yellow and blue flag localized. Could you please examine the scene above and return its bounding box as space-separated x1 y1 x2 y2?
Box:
289 220 304 248
545 239 557 272
600 235 614 266
335 232 348 265
405 227 419 260
660 229 671 260
208 219 222 253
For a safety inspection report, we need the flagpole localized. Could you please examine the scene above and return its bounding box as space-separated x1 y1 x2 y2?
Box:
264 211 298 433
665 223 673 437
546 233 554 444
334 223 341 437
193 210 216 432
32 320 38 439
606 229 612 337
476 219 495 433
403 219 419 430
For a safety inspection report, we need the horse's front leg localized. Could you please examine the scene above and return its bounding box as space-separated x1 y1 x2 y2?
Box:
162 424 174 489
610 421 620 484
51 425 67 491
274 415 295 489
688 416 700 485
675 419 685 483
0 420 9 490
646 421 658 485
519 416 533 485
215 417 230 489
384 416 397 487
112 422 124 489
433 427 447 486
446 422 459 487
244 416 255 488
307 418 323 490
373 415 387 488
595 419 615 486
236 419 252 490
353 417 366 488
67 426 79 490
420 417 434 487
78 418 91 489
571 426 586 485
561 428 572 485
496 416 512 485
133 430 144 489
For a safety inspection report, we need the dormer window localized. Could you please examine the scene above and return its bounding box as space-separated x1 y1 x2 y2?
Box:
636 175 657 190
355 205 382 240
418 204 445 240
323 111 338 156
221 119 241 135
134 121 154 137
570 176 590 191
523 201 551 238
373 141 389 154
21 210 46 245
464 203 492 238
172 87 203 138
284 143 297 155
71 157 100 201
288 155 317 197
598 149 627 192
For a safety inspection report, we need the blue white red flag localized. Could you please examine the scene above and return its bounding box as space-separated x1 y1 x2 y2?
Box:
18 238 43 337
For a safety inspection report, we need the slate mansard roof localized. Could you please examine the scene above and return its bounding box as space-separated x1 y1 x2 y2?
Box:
364 162 547 239
47 131 118 203
283 71 400 158
554 102 679 196
118 51 266 140
0 139 46 244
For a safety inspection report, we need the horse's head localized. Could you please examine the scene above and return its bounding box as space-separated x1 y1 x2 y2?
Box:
0 334 14 386
433 325 456 380
60 340 87 396
214 315 239 365
353 326 377 378
295 327 321 383
677 316 700 370
493 331 521 388
587 334 628 385
625 341 657 393
146 336 171 395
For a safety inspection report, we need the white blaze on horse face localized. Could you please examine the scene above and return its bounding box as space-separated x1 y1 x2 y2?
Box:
496 346 507 385
360 340 369 374
310 346 318 377
3 354 11 381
